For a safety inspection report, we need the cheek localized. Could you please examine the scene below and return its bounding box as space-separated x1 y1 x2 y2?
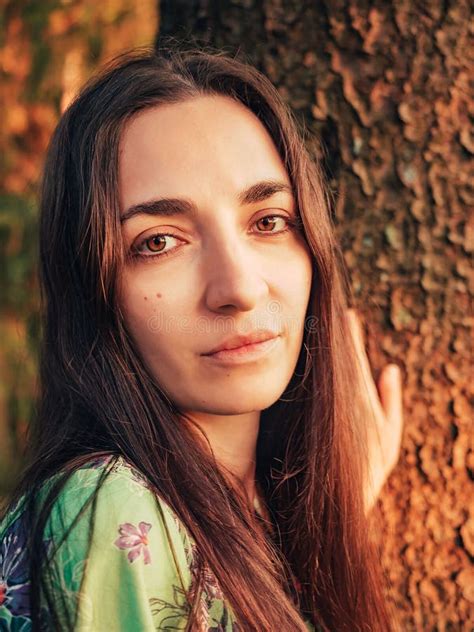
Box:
118 272 161 344
289 253 313 328
118 271 194 350
119 272 151 316
281 249 313 305
267 257 312 341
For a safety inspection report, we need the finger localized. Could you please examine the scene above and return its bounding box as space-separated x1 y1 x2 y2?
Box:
377 364 404 472
345 309 384 417
378 364 404 427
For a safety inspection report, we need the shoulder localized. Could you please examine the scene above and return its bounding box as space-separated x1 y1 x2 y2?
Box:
1 454 197 631
43 453 184 529
59 455 196 629
44 454 195 580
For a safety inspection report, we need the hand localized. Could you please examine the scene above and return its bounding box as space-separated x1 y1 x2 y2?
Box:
345 308 404 513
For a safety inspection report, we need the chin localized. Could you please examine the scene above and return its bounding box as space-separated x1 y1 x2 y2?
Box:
191 387 285 415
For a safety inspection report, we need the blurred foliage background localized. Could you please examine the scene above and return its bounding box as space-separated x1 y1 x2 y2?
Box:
0 0 157 496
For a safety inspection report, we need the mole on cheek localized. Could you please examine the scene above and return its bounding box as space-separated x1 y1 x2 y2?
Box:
144 296 148 301
156 292 162 298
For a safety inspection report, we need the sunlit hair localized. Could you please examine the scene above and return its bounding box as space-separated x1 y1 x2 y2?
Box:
3 41 394 631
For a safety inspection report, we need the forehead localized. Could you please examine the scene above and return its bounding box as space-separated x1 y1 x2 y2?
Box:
118 95 291 210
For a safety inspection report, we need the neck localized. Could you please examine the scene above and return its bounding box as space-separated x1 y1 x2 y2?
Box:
183 409 260 504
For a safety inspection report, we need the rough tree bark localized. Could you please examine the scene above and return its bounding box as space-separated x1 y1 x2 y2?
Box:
156 2 473 630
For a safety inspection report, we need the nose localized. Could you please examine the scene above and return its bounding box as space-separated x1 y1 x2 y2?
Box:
202 236 269 313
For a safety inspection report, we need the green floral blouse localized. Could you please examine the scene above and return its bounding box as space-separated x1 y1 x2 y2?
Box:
0 455 315 631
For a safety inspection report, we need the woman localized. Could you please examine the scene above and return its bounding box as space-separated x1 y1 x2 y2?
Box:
0 44 403 631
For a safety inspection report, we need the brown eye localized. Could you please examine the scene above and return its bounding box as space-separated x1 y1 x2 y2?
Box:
255 215 287 233
131 232 183 262
145 235 167 252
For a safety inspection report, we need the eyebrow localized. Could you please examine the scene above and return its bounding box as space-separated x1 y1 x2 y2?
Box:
120 179 294 224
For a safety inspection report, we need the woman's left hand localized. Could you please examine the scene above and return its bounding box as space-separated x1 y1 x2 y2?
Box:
345 308 404 513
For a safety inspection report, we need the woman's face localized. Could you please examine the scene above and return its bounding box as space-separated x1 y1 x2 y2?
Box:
118 95 313 415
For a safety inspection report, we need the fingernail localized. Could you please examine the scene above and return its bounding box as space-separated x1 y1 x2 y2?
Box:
389 364 400 379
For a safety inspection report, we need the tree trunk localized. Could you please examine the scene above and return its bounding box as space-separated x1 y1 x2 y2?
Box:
157 2 473 629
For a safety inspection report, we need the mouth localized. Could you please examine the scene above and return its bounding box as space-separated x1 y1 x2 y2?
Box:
201 335 281 365
202 329 280 355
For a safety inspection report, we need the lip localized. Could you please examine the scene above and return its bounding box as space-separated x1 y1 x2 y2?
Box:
202 330 279 355
201 335 280 365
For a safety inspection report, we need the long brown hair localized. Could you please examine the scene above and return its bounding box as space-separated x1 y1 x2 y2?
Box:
3 42 394 631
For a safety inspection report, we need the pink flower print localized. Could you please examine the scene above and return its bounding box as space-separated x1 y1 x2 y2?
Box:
114 521 152 564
